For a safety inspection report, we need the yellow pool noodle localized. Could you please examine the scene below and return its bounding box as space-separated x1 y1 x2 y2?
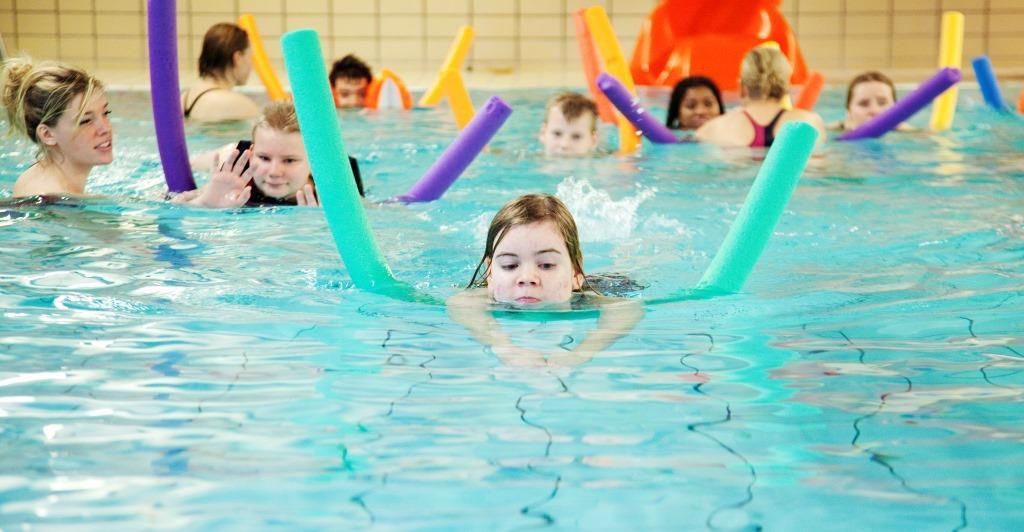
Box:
419 26 475 107
583 6 640 154
929 11 964 131
443 69 475 130
238 14 287 101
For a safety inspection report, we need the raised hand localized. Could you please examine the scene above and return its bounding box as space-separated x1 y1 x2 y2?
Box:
192 149 254 208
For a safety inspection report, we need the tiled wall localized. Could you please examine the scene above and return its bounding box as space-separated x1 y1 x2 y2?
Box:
1 0 1022 86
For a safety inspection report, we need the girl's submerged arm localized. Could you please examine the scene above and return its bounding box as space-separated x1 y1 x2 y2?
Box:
548 297 644 367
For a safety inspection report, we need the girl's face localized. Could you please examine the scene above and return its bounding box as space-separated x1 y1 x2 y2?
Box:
678 86 721 129
251 127 311 199
486 220 583 305
847 81 895 128
40 90 113 168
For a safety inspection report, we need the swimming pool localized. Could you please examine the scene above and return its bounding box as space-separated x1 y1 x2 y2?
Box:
1 86 1022 529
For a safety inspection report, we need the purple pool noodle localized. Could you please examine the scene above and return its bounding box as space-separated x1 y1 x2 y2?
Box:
393 96 512 203
839 67 962 141
147 0 195 192
596 72 679 144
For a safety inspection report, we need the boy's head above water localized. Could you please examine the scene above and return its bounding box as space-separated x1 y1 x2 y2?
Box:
329 54 372 109
539 92 599 157
470 194 587 305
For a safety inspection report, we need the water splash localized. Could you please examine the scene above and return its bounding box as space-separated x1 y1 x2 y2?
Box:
556 177 656 242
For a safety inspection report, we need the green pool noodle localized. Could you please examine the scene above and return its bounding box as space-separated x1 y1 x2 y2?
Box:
695 121 818 294
281 30 399 291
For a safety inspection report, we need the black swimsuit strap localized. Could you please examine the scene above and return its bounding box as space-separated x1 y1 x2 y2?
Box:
182 87 222 118
764 109 787 147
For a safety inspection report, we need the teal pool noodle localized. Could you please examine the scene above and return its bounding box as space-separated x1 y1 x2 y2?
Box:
281 30 398 291
696 121 818 294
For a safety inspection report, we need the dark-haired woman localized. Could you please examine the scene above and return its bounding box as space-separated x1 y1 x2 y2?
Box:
180 23 259 123
665 76 724 130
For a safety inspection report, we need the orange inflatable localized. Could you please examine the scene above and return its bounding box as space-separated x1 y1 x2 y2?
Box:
629 0 809 91
365 68 413 110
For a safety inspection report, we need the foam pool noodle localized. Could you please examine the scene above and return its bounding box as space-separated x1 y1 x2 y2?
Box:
281 29 409 295
573 9 616 124
442 68 475 130
393 96 512 203
840 67 961 141
694 121 818 294
597 72 678 144
929 11 964 131
147 0 195 192
419 26 474 107
971 56 1009 112
795 71 825 111
584 6 641 154
238 14 288 101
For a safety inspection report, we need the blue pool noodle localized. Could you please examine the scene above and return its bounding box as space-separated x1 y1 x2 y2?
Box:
393 96 513 203
971 56 1009 112
596 72 680 144
695 121 818 294
281 29 399 291
146 0 195 192
839 67 962 141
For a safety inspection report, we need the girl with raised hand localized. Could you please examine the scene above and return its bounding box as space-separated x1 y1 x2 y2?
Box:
1 57 112 198
448 194 642 368
697 47 825 147
181 23 260 123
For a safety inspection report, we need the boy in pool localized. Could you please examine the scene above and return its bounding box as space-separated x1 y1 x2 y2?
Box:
329 54 373 109
448 194 642 367
538 92 600 157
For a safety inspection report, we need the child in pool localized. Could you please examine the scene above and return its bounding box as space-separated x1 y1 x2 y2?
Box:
181 23 259 123
697 47 825 147
330 54 373 109
184 100 363 208
538 92 600 157
832 71 912 132
448 194 642 367
666 76 725 131
1 57 112 198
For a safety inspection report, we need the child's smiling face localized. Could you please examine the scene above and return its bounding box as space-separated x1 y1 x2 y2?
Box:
486 220 583 305
251 127 311 200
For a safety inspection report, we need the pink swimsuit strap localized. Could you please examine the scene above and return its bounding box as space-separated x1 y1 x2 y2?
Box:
742 109 786 148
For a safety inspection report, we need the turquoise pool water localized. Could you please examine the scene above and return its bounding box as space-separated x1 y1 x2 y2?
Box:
1 86 1022 529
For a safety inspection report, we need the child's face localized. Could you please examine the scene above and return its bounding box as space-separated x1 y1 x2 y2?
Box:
677 86 721 129
251 127 311 199
41 90 113 167
846 81 895 128
332 77 369 108
486 220 583 305
539 107 598 157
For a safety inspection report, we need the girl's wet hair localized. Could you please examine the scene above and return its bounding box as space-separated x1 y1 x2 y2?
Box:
251 100 300 138
0 56 102 158
739 47 791 101
845 71 897 109
665 75 724 129
198 23 249 79
468 194 593 292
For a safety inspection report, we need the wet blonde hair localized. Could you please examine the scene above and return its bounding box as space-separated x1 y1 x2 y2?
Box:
251 100 300 139
740 47 791 101
1 57 102 157
544 92 599 133
468 194 592 292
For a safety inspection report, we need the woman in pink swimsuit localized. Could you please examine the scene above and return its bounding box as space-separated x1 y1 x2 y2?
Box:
696 47 825 148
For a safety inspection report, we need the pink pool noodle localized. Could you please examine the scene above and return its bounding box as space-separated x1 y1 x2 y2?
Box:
392 96 512 203
147 0 195 192
596 72 679 144
839 68 962 141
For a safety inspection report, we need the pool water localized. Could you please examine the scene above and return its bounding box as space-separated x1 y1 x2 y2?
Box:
1 86 1022 529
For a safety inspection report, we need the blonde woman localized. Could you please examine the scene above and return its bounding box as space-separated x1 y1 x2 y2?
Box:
697 47 825 147
1 57 112 197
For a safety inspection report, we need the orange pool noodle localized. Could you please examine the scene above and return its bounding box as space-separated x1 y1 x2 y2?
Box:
573 9 616 124
795 71 825 111
1018 88 1023 113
